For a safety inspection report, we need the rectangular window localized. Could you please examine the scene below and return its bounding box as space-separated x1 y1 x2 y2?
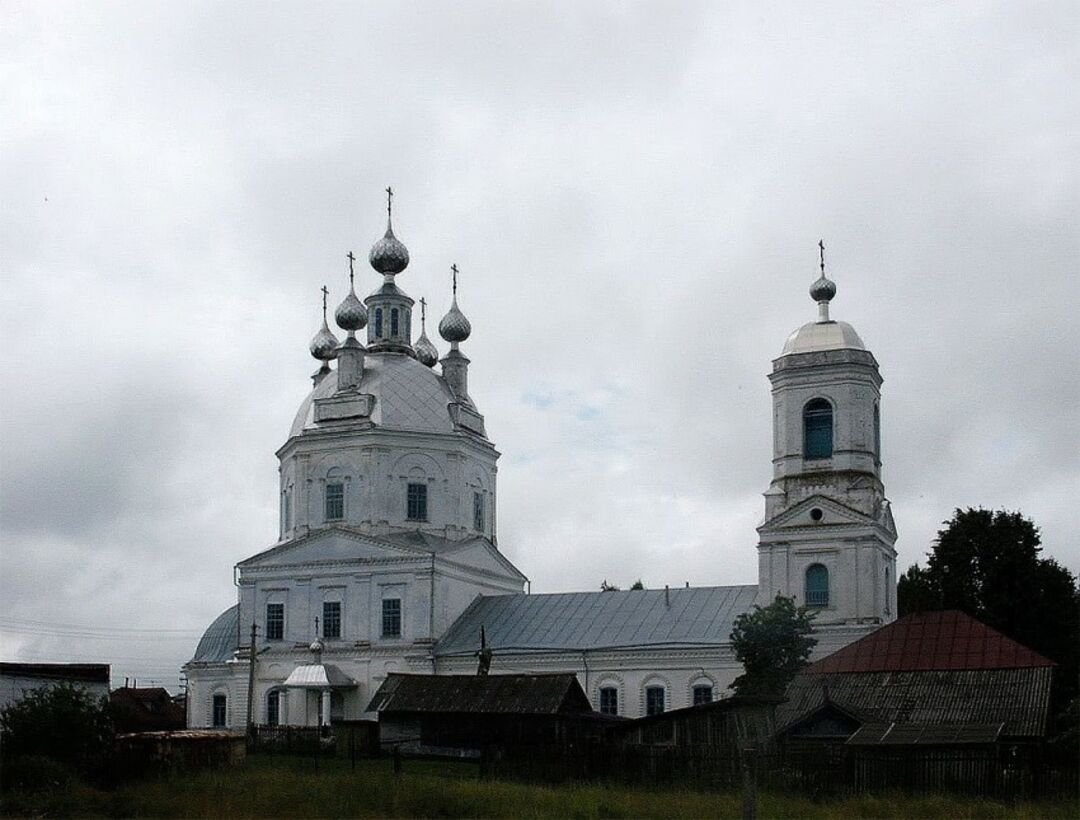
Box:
266 690 280 726
693 685 713 706
374 307 383 337
473 492 484 532
381 598 402 638
325 482 344 521
323 601 341 639
645 686 665 716
266 603 284 641
406 483 427 521
599 687 618 716
391 308 399 337
212 694 227 727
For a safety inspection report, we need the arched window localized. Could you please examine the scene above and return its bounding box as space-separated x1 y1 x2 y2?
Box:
805 564 829 607
390 308 399 337
266 689 281 726
803 399 833 459
645 685 665 716
374 308 383 338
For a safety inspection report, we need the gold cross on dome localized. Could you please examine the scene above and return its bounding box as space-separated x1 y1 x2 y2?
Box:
320 285 329 319
346 251 356 286
818 239 826 276
451 263 459 295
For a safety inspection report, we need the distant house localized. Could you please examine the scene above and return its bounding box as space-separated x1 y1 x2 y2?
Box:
111 686 186 733
611 695 780 751
777 610 1055 752
367 673 609 757
0 663 111 711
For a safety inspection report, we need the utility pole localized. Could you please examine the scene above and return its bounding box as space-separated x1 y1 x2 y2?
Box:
246 622 258 746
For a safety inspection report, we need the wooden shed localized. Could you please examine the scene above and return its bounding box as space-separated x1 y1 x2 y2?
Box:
367 673 610 757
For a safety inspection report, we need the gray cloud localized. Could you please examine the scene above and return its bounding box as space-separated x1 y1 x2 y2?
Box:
2 0 1077 689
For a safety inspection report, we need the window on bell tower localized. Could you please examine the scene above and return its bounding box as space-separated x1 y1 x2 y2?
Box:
803 399 833 459
805 564 829 607
374 308 383 338
391 308 399 337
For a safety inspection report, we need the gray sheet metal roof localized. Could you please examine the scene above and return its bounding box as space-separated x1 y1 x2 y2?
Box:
846 722 1005 746
290 351 475 438
367 673 591 715
778 667 1053 739
435 585 758 656
188 604 239 664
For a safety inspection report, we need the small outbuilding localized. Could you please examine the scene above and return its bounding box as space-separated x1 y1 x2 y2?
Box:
367 673 606 757
0 662 110 711
111 686 187 733
776 610 1058 794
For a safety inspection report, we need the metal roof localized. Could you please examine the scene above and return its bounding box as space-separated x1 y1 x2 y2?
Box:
0 662 110 683
290 351 477 439
367 673 591 715
282 663 355 689
778 666 1053 738
781 320 866 355
846 722 1005 746
434 585 758 656
188 604 239 664
807 610 1055 674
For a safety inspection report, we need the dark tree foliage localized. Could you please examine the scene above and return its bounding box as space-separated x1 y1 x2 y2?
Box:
629 579 645 591
729 595 817 697
0 683 115 777
898 507 1080 708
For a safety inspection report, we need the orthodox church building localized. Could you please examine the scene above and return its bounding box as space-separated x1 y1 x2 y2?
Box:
184 197 897 727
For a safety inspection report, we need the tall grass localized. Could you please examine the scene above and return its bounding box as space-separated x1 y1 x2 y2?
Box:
3 755 1077 818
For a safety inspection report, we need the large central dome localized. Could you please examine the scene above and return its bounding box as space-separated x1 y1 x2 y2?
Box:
289 351 470 439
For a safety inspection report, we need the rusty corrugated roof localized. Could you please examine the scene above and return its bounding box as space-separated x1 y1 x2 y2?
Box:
807 610 1055 674
366 673 592 715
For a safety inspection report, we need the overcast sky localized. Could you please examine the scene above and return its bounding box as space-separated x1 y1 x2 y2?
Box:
2 1 1077 691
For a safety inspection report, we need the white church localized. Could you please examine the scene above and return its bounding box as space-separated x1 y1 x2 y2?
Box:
184 195 898 727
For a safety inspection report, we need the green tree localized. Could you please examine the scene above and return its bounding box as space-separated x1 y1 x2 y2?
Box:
0 683 114 777
729 595 817 697
898 507 1080 707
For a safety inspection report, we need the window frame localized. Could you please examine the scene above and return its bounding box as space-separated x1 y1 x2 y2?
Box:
406 482 428 522
803 398 834 460
390 308 399 337
598 686 618 716
325 481 345 521
645 685 665 716
805 563 830 607
323 600 342 640
381 597 402 639
692 684 713 706
266 689 281 726
212 693 227 728
374 307 383 338
473 491 484 532
266 602 285 641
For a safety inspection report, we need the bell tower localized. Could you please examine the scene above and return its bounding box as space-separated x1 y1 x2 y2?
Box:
756 244 897 634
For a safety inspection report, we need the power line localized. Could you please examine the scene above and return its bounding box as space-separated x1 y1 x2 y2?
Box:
0 616 202 635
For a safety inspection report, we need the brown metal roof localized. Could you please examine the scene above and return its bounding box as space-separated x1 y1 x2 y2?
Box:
779 666 1053 739
0 662 110 683
807 611 1055 674
367 673 592 716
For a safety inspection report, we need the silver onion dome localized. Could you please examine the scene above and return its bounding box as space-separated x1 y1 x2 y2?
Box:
439 297 471 343
309 317 339 361
369 223 409 275
335 281 368 332
415 331 439 367
439 264 472 343
369 188 409 275
810 273 836 304
310 286 340 361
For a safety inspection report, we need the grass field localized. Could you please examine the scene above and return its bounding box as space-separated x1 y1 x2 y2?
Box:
3 755 1078 818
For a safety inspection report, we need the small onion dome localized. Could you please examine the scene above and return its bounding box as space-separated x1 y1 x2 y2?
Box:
439 297 471 344
810 273 836 304
335 287 367 331
415 330 439 367
309 318 340 361
369 220 409 275
309 638 324 654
